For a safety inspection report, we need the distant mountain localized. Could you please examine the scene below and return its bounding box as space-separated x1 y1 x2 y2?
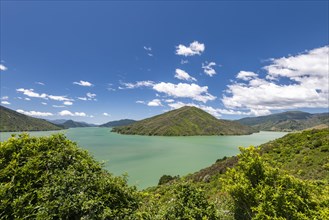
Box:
100 119 137 127
48 119 68 125
0 105 62 132
48 119 96 128
61 120 95 129
112 106 256 136
237 111 329 131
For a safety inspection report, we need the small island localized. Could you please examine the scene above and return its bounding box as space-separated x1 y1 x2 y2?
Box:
112 106 257 136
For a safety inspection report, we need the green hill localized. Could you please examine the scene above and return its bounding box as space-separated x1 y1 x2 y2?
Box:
99 119 136 127
237 111 329 131
112 106 256 136
61 120 94 129
188 128 329 183
0 105 62 132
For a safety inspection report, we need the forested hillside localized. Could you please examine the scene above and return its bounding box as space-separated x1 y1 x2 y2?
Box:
0 105 62 132
112 106 256 136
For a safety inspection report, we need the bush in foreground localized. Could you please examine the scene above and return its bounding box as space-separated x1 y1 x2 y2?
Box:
0 134 139 219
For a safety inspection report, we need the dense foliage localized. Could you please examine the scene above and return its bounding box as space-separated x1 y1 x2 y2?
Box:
0 105 62 132
100 119 137 127
112 106 256 136
238 111 329 131
0 134 139 219
222 147 327 219
260 128 329 181
1 129 328 219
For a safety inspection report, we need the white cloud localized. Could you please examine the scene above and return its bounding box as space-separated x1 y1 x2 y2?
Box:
144 46 152 51
165 99 175 103
202 62 217 77
53 105 65 108
35 82 45 85
86 92 96 99
176 41 205 56
17 109 53 117
175 69 197 81
63 101 73 105
103 112 110 116
1 101 10 105
120 80 155 89
181 60 189 64
16 88 47 99
16 88 72 102
136 100 145 104
41 102 47 105
77 97 87 101
73 80 93 87
222 45 329 115
58 110 86 117
1 96 9 100
24 98 31 101
236 71 258 81
147 99 162 107
48 95 71 101
0 64 8 71
153 82 216 103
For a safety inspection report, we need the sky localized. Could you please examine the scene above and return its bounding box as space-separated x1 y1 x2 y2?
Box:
0 1 328 124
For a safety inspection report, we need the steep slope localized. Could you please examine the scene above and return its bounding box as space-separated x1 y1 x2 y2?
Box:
189 128 329 182
100 119 136 127
0 105 62 132
112 106 256 136
238 111 329 131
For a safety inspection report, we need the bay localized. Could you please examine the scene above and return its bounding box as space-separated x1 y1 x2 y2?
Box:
0 127 287 189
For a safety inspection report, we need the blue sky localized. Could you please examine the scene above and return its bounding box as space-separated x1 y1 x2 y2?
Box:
1 1 328 124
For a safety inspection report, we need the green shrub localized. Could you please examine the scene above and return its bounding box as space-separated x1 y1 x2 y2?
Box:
0 134 139 219
222 147 321 220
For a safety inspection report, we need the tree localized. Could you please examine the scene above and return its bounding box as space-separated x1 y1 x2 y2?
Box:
0 134 139 219
222 147 322 220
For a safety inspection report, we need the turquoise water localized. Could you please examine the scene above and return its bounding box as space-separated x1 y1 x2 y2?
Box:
0 128 287 189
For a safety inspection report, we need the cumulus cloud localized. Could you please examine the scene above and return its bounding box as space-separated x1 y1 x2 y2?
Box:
24 98 31 101
48 95 71 101
136 100 145 104
1 101 10 105
16 88 72 102
119 81 155 89
153 82 216 103
176 41 205 56
0 64 8 71
165 99 175 103
73 80 93 87
175 69 197 81
1 96 9 100
86 92 96 99
53 105 65 108
222 45 329 115
17 109 53 117
41 102 47 105
58 110 86 117
202 62 217 77
236 71 258 81
16 88 47 99
103 112 110 116
63 101 73 105
147 99 162 107
77 93 96 101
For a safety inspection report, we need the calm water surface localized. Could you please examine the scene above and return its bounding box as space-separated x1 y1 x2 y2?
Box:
0 128 287 189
